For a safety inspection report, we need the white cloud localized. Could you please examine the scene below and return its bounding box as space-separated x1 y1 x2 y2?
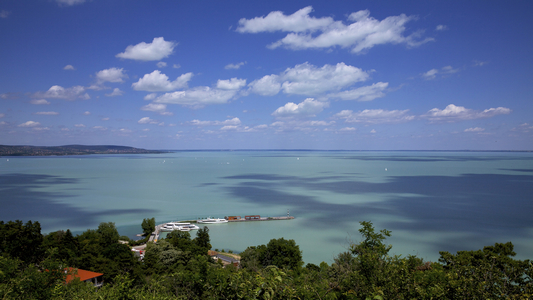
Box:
336 109 415 124
421 104 511 122
238 6 433 53
63 64 75 70
216 78 247 90
272 98 328 118
248 75 281 96
422 69 439 80
144 93 157 100
249 62 370 97
93 126 107 130
0 113 4 118
464 127 485 132
1 10 11 18
281 62 369 95
473 60 488 67
191 117 241 126
340 127 357 131
157 61 167 68
370 129 377 134
74 124 85 127
225 62 247 69
30 99 50 105
105 88 124 97
132 70 192 92
34 85 89 100
422 66 460 80
329 82 388 101
141 103 173 115
83 111 90 115
101 117 110 121
56 0 85 6
116 37 176 61
436 24 448 31
96 67 127 84
237 6 333 33
34 111 59 115
138 117 159 124
173 64 181 69
153 87 240 108
19 121 40 127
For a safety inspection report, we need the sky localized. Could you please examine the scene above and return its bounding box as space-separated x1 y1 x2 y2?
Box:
1 0 532 150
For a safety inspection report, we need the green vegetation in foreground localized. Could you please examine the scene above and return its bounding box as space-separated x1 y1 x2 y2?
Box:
1 219 532 299
0 144 166 156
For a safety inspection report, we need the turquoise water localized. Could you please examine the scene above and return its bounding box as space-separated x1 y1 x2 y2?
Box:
1 151 532 264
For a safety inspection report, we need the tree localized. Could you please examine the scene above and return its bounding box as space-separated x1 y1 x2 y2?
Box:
241 238 303 271
194 227 211 254
97 222 120 245
141 218 155 237
0 220 43 264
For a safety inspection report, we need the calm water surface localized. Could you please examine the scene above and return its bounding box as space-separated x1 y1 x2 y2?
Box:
1 151 532 264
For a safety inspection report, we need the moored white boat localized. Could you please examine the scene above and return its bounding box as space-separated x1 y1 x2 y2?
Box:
160 222 196 231
197 217 228 224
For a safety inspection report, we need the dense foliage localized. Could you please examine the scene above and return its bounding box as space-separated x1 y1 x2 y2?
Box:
1 219 532 299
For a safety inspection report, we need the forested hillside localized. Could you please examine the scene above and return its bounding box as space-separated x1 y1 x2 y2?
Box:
0 219 531 299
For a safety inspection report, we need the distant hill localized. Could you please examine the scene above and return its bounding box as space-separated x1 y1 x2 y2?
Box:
0 145 166 156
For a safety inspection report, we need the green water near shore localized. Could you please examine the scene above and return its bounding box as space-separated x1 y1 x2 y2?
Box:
1 151 533 264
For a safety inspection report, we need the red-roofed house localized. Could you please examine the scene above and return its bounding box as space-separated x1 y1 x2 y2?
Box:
65 268 104 287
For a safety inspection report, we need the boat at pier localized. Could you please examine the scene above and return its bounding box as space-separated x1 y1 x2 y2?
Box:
197 217 228 224
160 222 199 231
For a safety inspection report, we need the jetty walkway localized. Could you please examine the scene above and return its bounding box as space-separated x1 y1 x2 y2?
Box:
148 215 294 242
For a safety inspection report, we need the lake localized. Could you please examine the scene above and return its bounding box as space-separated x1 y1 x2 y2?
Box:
1 151 532 264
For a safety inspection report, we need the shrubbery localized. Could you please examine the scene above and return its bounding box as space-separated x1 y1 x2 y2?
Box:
1 219 532 299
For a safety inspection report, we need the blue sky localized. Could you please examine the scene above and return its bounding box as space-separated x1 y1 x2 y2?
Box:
1 0 532 150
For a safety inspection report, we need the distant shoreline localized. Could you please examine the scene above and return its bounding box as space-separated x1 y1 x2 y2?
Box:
1 145 531 156
0 145 167 156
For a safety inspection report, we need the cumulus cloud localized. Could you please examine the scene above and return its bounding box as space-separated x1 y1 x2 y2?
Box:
329 82 388 101
272 98 328 118
83 111 91 115
340 127 357 131
157 62 167 68
105 88 124 97
190 117 241 126
93 126 107 130
421 104 511 122
132 71 192 92
422 65 460 80
141 103 172 115
153 87 240 108
225 62 247 69
33 111 59 115
237 6 432 53
1 10 11 18
464 127 485 132
336 109 415 124
249 62 371 97
19 121 41 127
74 124 85 127
173 64 181 69
116 37 176 61
33 85 89 100
30 99 50 105
63 64 75 70
216 78 247 90
436 24 448 31
96 67 127 84
248 75 281 96
138 117 159 124
56 0 85 6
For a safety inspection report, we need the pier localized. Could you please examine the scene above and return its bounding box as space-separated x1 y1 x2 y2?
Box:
148 215 294 242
